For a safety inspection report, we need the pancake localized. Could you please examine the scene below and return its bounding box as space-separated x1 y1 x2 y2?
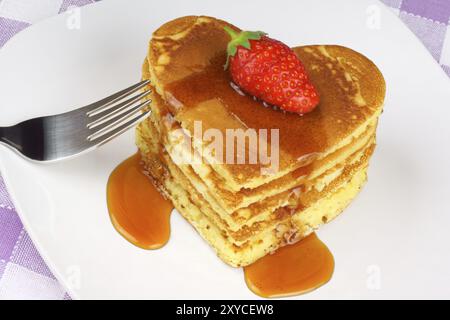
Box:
137 113 371 266
136 16 386 267
147 16 385 191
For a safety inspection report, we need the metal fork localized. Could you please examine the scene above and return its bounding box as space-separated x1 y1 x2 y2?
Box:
0 80 152 162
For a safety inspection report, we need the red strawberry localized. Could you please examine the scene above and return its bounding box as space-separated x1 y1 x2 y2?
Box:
224 26 319 115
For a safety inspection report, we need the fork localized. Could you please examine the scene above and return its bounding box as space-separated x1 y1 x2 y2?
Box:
0 80 152 162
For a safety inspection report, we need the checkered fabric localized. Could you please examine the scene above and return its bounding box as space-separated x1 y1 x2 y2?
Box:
0 0 449 300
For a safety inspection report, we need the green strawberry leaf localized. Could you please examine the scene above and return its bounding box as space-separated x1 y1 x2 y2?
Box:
223 26 266 70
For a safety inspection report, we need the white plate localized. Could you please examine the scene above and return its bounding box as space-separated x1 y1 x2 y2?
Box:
1 0 450 299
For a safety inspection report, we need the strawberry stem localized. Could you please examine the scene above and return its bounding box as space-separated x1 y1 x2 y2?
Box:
224 26 238 39
223 27 266 70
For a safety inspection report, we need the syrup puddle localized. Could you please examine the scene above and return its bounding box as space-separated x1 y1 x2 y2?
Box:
107 153 173 249
244 233 334 298
107 154 334 297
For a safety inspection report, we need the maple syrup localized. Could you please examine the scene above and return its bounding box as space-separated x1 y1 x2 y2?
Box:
107 153 173 250
244 233 334 298
165 51 367 162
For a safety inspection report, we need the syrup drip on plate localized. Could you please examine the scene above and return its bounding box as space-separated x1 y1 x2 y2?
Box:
244 233 334 298
107 153 173 249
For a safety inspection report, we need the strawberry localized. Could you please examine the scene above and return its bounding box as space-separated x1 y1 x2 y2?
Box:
224 26 319 115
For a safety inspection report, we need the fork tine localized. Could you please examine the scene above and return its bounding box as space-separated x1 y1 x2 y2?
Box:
87 100 151 141
90 110 151 147
86 79 150 116
86 89 151 129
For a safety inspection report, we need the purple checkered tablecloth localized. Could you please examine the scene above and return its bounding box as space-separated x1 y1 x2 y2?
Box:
0 0 450 300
